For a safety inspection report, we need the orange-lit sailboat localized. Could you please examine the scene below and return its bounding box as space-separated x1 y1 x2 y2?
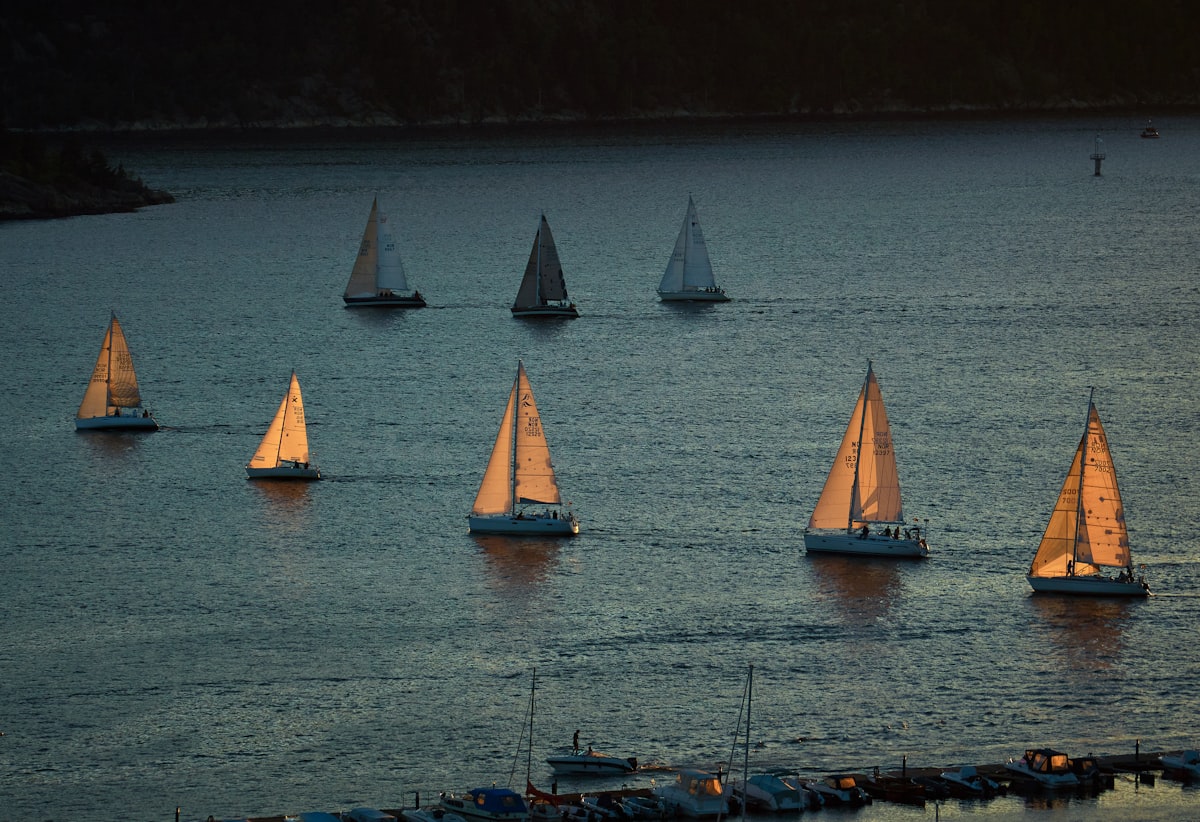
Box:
76 313 158 430
468 360 578 535
1026 390 1149 595
803 361 929 558
246 371 321 480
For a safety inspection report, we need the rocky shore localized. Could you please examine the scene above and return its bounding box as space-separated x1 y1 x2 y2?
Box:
0 169 174 221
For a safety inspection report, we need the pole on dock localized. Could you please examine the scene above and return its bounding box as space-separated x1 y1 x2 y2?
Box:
1136 739 1140 761
175 808 180 822
1090 135 1106 176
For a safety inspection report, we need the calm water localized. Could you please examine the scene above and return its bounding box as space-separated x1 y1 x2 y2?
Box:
1 116 1198 822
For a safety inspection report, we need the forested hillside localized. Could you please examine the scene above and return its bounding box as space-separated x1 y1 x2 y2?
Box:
2 0 1196 130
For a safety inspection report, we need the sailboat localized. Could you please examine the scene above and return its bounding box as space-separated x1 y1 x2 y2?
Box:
76 313 158 430
657 196 729 302
468 360 578 535
342 197 426 307
246 371 321 480
804 361 929 558
1026 390 1149 595
511 215 578 318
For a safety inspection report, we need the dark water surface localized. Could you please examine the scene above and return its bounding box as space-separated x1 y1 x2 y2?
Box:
1 116 1198 821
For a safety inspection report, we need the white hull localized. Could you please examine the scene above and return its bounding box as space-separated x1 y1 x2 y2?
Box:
247 464 321 480
469 513 578 535
657 289 729 302
804 530 928 558
75 413 157 430
1160 751 1200 778
546 753 636 776
1027 574 1149 596
1003 761 1079 788
511 304 578 318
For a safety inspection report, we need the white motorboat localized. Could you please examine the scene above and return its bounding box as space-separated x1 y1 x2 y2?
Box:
1161 750 1200 779
938 766 1001 797
735 773 803 812
808 775 870 806
803 361 929 558
440 788 529 822
547 749 637 776
654 769 729 819
618 795 668 820
1004 749 1080 788
403 808 466 822
344 810 398 822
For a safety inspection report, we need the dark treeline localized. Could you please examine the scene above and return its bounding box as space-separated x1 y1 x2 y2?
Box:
2 0 1196 130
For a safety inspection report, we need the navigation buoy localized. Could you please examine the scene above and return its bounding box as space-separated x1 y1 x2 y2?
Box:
1090 135 1106 176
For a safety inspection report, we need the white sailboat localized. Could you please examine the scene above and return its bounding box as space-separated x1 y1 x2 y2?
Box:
512 214 578 318
657 196 729 302
76 313 158 430
804 361 929 558
1026 390 1149 595
468 360 578 535
246 371 321 480
343 197 426 307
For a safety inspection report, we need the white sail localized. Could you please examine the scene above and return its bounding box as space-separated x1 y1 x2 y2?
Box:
344 198 381 300
808 361 904 530
247 372 314 471
471 361 562 516
658 195 717 293
1030 400 1130 578
375 207 411 292
513 214 574 312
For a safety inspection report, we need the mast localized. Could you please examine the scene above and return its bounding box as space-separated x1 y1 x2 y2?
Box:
742 665 752 822
527 668 536 786
848 361 872 531
1070 387 1096 576
104 313 115 409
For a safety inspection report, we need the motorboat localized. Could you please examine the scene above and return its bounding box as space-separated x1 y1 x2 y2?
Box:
405 808 467 822
618 795 668 820
1004 749 1080 788
345 810 398 822
440 788 529 822
808 774 871 806
653 769 729 819
734 773 803 812
546 748 637 776
938 765 1002 797
1161 750 1200 779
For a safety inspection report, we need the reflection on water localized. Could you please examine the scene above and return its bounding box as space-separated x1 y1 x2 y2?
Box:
77 429 150 459
473 534 561 592
806 554 903 625
249 480 314 535
1027 595 1133 671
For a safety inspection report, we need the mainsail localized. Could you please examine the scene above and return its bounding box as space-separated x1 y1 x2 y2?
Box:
1029 400 1130 578
344 198 382 300
78 314 143 418
514 215 570 309
658 196 716 293
375 207 411 293
248 372 312 470
471 361 562 516
808 361 905 530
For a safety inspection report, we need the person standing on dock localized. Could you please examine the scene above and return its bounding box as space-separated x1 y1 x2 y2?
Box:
573 729 580 753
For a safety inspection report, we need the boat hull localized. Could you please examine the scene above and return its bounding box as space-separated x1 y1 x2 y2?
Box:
804 530 928 558
511 304 579 318
469 513 578 535
546 754 637 776
657 289 729 302
343 294 426 307
75 413 158 430
246 465 321 480
1003 762 1079 788
1027 575 1149 596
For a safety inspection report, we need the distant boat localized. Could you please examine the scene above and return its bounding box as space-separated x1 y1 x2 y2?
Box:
246 371 321 480
657 196 729 302
343 197 426 307
545 747 638 776
1141 121 1161 138
512 214 578 318
76 313 158 430
1026 390 1149 596
804 361 929 558
468 360 578 535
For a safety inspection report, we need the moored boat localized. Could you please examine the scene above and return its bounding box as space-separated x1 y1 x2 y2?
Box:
735 773 804 812
938 765 1002 797
807 774 871 806
1161 750 1200 779
653 770 729 819
440 788 529 822
1004 748 1080 788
